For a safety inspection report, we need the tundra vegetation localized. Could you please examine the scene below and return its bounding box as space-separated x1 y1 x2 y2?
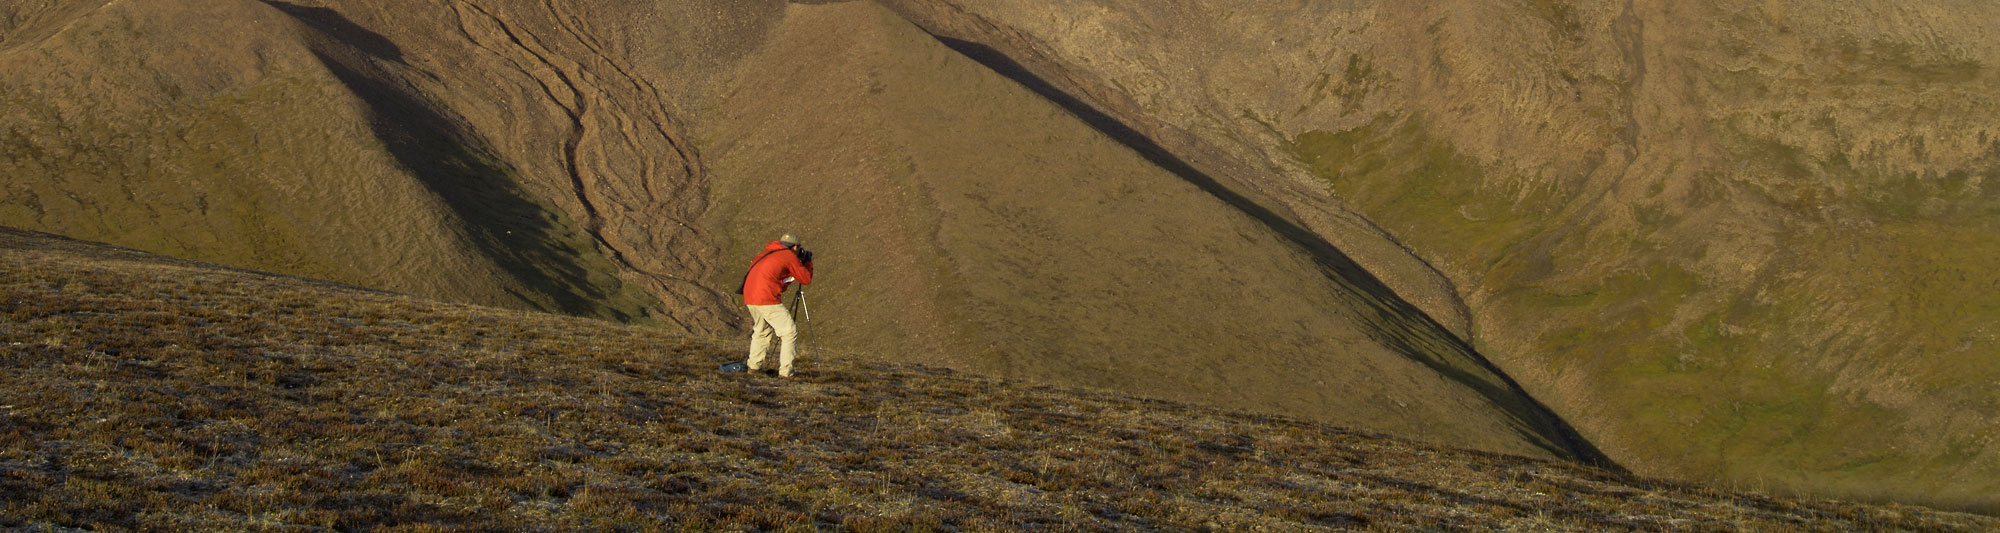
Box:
4 228 1994 530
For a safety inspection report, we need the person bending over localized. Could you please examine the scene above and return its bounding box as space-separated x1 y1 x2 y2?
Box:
741 233 813 378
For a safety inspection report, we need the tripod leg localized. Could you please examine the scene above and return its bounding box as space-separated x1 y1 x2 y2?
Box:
788 288 804 360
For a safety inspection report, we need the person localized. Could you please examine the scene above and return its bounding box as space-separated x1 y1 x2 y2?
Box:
740 233 814 378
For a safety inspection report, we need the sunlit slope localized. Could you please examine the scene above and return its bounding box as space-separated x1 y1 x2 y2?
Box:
697 2 1602 463
881 0 2000 512
7 1 1602 465
4 226 1992 530
0 0 722 329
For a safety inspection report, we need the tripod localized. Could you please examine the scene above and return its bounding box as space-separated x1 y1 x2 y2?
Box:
787 286 816 358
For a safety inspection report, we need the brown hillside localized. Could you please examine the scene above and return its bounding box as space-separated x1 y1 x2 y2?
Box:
876 0 2000 512
697 2 1599 464
4 226 1994 530
0 0 1608 466
0 0 683 326
15 0 1995 514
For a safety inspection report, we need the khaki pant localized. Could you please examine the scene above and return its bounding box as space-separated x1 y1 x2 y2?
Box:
745 304 799 376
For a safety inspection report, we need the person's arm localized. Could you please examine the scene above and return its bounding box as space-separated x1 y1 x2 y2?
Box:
790 250 814 286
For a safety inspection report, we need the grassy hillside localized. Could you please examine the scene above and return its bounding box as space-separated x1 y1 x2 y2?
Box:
697 1 1605 465
12 0 1994 515
4 227 1992 530
2 0 1610 466
878 0 2000 512
0 0 667 325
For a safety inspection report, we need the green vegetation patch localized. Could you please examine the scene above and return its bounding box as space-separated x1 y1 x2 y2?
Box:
1296 105 2000 511
1717 117 2000 225
1529 216 2000 510
1290 115 1568 274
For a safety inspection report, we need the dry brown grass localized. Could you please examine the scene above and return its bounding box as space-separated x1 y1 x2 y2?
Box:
2 226 1992 531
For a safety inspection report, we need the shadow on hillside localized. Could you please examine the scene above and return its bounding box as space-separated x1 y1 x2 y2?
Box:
262 1 404 60
929 36 1618 469
261 1 629 321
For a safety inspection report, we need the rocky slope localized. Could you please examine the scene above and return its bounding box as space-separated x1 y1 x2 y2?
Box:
877 0 2000 512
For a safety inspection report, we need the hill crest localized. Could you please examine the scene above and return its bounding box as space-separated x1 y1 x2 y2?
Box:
3 227 1993 529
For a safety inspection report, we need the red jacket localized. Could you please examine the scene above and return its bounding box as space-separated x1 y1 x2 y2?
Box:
742 240 813 305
